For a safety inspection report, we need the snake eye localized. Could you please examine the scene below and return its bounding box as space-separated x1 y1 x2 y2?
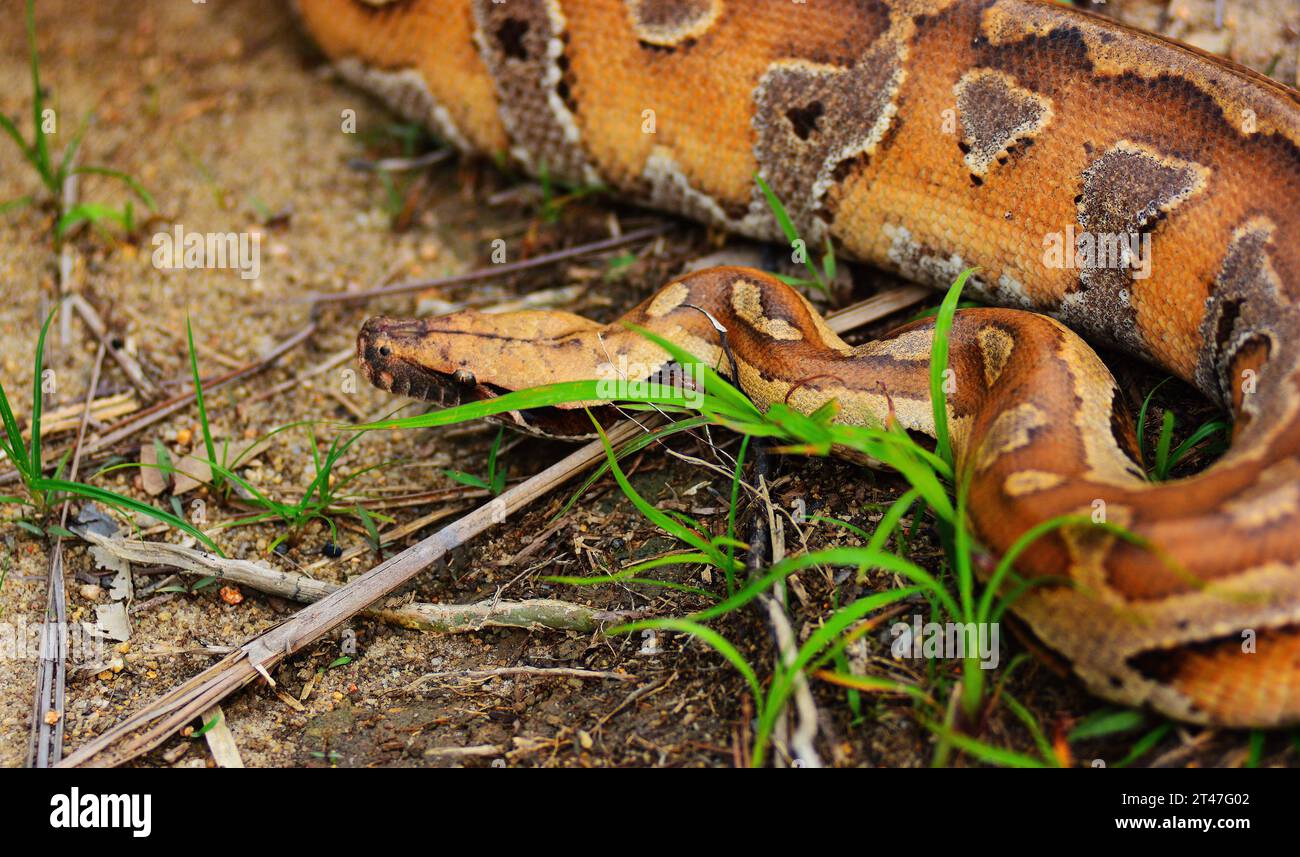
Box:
452 368 476 386
378 346 392 357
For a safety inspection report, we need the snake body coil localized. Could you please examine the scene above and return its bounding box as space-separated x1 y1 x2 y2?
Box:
296 0 1300 726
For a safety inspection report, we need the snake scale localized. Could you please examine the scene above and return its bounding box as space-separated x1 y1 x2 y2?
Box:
293 0 1300 727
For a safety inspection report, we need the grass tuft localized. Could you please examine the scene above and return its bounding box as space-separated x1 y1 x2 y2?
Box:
0 0 156 243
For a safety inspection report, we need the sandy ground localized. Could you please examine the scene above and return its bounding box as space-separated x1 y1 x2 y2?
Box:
0 0 1296 768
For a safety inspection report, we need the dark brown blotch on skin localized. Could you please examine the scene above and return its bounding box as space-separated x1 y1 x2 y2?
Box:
753 41 902 239
954 70 1050 177
495 17 530 60
1076 145 1201 237
1196 221 1286 404
472 0 597 184
1056 143 1206 356
626 0 716 47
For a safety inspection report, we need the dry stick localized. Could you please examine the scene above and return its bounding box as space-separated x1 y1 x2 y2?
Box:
29 392 137 438
30 161 89 767
65 294 160 400
29 344 106 768
56 285 925 768
824 284 930 332
79 532 637 634
422 744 504 759
347 148 455 174
748 457 822 768
307 224 673 306
56 164 80 346
85 321 318 457
396 666 637 695
58 420 645 768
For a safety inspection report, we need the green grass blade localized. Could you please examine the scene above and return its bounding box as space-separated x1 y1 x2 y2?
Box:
34 477 222 554
1068 708 1145 742
592 416 729 570
753 586 921 765
443 470 490 490
754 174 798 245
1113 722 1174 768
551 416 710 523
1164 418 1229 476
186 318 222 492
1135 378 1172 469
1152 409 1176 480
73 166 157 210
29 308 56 481
25 0 51 185
612 618 762 709
1000 691 1061 766
929 269 974 469
0 374 31 483
349 380 617 431
0 113 35 167
55 112 91 188
926 721 1050 768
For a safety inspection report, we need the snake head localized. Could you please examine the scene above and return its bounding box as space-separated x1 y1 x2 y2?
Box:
356 309 623 438
357 315 494 407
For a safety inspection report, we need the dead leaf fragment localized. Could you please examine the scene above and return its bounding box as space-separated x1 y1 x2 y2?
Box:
139 442 169 496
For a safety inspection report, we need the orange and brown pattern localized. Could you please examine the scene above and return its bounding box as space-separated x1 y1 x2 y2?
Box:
295 1 1300 727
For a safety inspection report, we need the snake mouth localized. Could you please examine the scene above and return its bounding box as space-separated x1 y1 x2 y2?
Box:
356 316 622 439
356 317 496 407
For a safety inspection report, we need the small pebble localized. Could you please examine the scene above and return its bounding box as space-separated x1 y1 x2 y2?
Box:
79 584 103 602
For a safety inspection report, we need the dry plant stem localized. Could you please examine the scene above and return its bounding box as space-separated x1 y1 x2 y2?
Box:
80 532 633 633
347 148 454 173
86 321 317 456
56 159 79 345
57 419 646 767
307 224 672 305
826 284 930 331
28 338 106 768
370 598 632 633
748 436 822 768
421 744 503 758
65 294 160 399
397 666 637 695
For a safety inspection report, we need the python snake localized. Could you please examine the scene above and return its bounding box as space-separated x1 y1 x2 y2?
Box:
294 0 1300 727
